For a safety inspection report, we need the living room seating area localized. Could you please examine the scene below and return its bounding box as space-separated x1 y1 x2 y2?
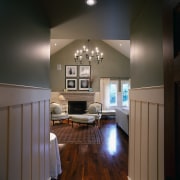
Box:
50 102 69 126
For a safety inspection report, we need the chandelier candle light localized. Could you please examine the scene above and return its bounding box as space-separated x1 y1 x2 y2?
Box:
74 39 104 65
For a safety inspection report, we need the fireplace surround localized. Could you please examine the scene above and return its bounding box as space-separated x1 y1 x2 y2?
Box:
59 92 95 114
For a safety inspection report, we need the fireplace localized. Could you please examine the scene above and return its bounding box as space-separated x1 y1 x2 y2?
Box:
68 101 87 114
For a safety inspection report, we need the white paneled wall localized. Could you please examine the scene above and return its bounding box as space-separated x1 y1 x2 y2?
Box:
0 84 50 180
128 86 164 180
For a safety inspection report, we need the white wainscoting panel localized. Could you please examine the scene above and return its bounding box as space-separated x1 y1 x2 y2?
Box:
0 83 50 180
128 86 164 180
141 102 149 180
129 100 135 179
134 101 141 180
32 102 41 180
0 108 8 180
22 103 32 180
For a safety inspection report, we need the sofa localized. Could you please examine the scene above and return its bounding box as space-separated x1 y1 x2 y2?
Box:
115 107 129 135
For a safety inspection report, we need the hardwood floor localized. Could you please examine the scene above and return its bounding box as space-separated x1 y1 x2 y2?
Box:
53 119 128 180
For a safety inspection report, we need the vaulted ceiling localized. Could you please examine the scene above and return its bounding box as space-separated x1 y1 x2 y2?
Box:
48 0 130 58
50 39 130 58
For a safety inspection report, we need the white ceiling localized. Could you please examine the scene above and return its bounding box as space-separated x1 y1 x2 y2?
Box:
50 39 75 55
50 39 130 58
103 40 130 58
49 1 130 59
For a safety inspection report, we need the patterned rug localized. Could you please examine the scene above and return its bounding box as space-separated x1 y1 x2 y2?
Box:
50 123 103 144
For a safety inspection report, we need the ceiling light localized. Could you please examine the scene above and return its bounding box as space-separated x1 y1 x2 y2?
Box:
86 0 97 6
74 39 104 65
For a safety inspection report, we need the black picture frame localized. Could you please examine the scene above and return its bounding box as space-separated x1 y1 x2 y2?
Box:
79 78 90 90
65 65 77 77
66 79 77 90
79 65 91 77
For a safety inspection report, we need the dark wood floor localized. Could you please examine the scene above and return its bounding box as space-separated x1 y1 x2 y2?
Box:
53 119 128 180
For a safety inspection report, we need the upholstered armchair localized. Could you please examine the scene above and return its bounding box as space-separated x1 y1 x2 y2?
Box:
86 102 102 127
50 102 69 126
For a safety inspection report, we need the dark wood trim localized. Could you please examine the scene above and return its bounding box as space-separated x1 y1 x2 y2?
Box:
163 0 180 179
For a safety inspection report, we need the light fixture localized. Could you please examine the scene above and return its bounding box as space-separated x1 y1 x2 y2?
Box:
86 0 97 6
59 95 65 101
59 95 67 112
74 39 104 65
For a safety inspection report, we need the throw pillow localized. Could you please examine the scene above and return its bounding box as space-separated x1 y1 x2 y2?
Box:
88 104 97 114
51 103 62 114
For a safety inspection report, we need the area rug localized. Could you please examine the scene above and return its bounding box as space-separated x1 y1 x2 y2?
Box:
50 123 103 144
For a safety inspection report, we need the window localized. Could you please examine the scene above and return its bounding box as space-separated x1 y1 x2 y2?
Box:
121 80 130 107
109 80 118 106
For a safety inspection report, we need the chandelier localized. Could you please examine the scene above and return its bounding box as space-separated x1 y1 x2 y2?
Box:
74 39 104 65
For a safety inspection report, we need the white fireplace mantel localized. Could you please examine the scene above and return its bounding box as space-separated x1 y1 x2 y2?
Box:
60 91 95 96
60 91 95 106
51 91 95 108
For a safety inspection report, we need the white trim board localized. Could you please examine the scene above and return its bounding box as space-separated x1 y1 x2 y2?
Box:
0 83 50 107
130 85 164 105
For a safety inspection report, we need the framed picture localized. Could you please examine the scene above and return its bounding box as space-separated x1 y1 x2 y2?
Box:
79 65 91 77
66 65 77 77
66 79 77 90
79 79 90 90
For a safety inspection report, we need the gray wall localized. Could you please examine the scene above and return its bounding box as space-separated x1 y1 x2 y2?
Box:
50 0 130 40
130 0 163 88
50 40 130 91
0 0 50 88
